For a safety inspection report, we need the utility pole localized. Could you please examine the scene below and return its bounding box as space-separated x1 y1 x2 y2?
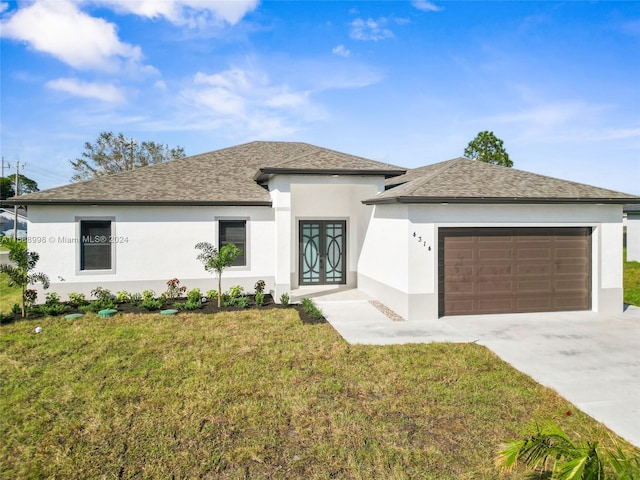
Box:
14 161 20 240
1 157 8 179
129 138 136 170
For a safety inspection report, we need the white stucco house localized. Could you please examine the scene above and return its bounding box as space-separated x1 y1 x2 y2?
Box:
7 141 639 321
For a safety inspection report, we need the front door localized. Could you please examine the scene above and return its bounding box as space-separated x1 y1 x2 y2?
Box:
299 220 346 285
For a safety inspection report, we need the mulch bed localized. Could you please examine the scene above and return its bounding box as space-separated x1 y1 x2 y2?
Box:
2 295 327 325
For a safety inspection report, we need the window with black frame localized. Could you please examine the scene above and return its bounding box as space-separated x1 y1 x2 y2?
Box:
219 220 246 267
80 220 112 270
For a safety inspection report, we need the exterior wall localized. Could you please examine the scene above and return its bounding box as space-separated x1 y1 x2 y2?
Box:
358 203 625 321
26 205 275 300
268 175 384 298
627 213 640 262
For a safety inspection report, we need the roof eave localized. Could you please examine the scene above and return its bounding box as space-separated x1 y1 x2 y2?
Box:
254 168 406 182
3 199 273 207
363 196 640 205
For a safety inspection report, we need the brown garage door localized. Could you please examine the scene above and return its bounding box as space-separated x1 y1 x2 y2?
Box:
438 227 591 316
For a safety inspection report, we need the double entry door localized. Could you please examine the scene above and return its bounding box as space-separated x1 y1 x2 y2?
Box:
299 220 346 285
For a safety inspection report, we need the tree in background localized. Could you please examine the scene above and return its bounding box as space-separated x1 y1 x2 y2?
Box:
1 174 39 200
464 131 513 167
70 132 186 182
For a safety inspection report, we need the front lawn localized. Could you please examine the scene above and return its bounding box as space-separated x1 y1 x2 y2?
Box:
624 248 640 306
2 311 635 479
0 272 21 314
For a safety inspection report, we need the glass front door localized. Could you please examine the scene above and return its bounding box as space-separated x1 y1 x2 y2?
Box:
299 220 346 285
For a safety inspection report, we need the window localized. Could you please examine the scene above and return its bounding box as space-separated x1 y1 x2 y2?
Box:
219 220 246 267
80 220 112 270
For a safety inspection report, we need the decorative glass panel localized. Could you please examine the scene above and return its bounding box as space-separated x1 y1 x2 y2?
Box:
301 223 321 283
325 222 344 283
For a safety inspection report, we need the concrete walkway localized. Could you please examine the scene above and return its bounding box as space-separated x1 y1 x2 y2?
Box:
313 290 640 447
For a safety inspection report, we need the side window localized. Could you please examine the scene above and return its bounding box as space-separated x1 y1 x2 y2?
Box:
80 220 112 270
219 220 246 267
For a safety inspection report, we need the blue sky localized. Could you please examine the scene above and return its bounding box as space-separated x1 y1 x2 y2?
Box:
1 0 639 194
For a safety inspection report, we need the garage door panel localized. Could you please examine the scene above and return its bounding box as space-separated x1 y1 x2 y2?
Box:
517 279 552 293
517 264 551 276
477 280 513 294
439 227 591 316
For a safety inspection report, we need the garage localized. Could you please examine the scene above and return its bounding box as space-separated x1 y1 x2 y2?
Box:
438 227 592 316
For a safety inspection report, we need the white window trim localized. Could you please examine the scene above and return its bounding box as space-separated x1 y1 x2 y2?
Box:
75 216 116 275
216 217 250 271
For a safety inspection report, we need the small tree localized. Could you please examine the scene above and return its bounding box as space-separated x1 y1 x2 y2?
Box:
464 130 513 167
0 239 50 317
195 242 241 307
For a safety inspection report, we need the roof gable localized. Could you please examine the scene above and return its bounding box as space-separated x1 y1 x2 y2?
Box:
368 158 639 204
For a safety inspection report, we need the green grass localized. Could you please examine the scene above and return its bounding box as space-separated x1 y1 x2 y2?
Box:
0 272 21 314
2 311 635 479
624 248 640 306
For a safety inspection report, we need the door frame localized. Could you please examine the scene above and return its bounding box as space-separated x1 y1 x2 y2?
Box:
298 219 347 286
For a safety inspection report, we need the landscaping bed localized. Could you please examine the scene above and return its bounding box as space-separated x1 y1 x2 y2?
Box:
1 293 327 325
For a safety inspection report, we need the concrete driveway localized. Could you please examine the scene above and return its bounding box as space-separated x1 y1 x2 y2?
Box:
315 291 640 447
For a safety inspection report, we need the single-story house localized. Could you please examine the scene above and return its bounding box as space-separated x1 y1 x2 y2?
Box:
7 141 639 320
624 204 640 262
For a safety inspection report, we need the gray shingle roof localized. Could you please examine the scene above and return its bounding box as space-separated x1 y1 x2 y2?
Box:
367 158 640 204
8 141 405 206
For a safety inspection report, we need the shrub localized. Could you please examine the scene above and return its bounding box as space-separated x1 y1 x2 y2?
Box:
0 311 14 324
115 290 132 304
129 292 142 305
45 292 62 305
254 291 265 307
38 292 69 316
174 300 201 311
68 292 89 308
186 288 202 304
140 294 167 311
38 303 69 316
141 290 156 302
497 419 640 479
206 290 218 300
224 296 248 308
91 287 112 302
166 278 187 299
254 279 266 294
11 303 21 315
228 285 244 298
24 289 38 308
301 297 323 319
280 292 290 307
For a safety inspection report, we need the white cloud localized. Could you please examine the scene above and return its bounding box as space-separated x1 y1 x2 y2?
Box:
0 0 143 72
350 17 394 41
93 0 259 27
154 80 168 91
412 0 443 12
491 102 602 129
332 44 350 57
46 78 126 103
181 66 320 137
